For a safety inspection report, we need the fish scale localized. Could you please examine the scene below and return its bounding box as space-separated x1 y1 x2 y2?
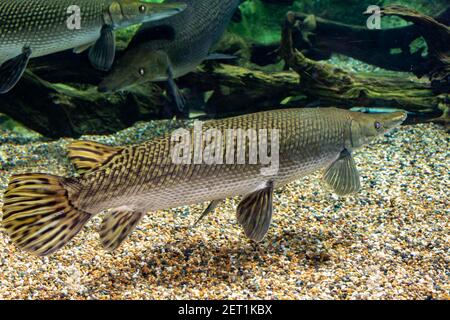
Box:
0 0 109 64
74 108 348 213
1 108 407 255
2 108 406 255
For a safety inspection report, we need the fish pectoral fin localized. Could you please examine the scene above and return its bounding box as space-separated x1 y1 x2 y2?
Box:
99 208 145 251
323 149 361 196
192 199 223 228
89 25 116 71
205 53 237 61
67 140 123 174
236 181 274 242
73 41 96 54
0 47 32 94
166 65 186 113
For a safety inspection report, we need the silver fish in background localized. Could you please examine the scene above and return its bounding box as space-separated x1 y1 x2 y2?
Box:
0 0 187 94
98 0 242 112
1 108 406 256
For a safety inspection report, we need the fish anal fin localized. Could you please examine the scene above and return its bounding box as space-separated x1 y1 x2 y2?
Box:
89 25 115 71
0 47 32 94
67 140 122 174
323 149 361 196
2 173 90 256
236 181 274 242
99 207 145 251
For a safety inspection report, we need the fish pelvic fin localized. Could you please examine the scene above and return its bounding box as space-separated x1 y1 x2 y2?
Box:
1 173 91 256
192 199 223 228
236 181 274 242
0 47 32 94
166 65 187 115
99 207 145 251
89 25 116 71
67 141 122 174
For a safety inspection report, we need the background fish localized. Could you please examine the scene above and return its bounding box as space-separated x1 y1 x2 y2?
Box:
98 0 242 112
0 0 186 94
1 108 406 256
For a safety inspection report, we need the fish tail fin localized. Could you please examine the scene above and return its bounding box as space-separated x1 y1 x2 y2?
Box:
1 173 91 256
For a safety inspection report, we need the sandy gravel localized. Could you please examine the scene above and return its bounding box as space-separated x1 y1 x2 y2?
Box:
0 120 448 300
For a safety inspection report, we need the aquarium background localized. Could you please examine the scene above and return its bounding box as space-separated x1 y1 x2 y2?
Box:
0 0 448 300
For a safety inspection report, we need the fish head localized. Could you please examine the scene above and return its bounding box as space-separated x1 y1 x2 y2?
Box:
108 0 186 28
98 48 169 93
348 111 407 149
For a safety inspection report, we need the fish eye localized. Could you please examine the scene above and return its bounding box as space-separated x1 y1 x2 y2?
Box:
138 68 145 76
139 5 146 13
374 121 382 130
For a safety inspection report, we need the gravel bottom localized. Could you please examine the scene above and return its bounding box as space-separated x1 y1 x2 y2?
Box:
0 121 448 300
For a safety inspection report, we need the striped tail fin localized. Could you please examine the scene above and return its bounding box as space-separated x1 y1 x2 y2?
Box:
1 173 91 256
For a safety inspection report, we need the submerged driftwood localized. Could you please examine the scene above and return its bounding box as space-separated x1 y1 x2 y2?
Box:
254 7 450 74
279 11 449 124
0 5 448 137
0 70 166 138
377 6 450 93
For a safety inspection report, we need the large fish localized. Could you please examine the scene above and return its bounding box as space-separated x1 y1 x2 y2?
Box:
0 0 187 94
1 108 407 256
98 0 242 111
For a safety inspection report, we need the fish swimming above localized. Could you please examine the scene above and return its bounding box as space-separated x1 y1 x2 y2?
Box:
98 0 242 112
0 0 187 94
1 108 407 256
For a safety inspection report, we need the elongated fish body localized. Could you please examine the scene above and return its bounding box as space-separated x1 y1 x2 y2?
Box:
98 0 241 110
0 0 186 93
0 0 108 64
1 108 407 256
75 108 347 213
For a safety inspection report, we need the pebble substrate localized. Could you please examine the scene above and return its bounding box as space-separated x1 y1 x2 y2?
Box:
0 120 448 300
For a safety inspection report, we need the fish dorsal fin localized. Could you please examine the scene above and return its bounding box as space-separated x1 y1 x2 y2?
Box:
67 141 122 174
323 149 361 196
236 181 274 242
99 208 145 251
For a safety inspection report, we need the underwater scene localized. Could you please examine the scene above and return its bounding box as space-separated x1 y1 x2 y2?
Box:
0 0 448 300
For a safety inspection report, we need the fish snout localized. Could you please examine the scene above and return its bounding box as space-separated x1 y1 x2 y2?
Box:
144 2 187 22
383 111 408 128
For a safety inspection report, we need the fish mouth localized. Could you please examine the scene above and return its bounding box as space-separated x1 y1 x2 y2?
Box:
144 2 187 22
386 111 407 126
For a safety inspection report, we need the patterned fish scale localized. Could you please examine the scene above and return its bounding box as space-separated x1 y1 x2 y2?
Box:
75 108 349 213
0 0 110 64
